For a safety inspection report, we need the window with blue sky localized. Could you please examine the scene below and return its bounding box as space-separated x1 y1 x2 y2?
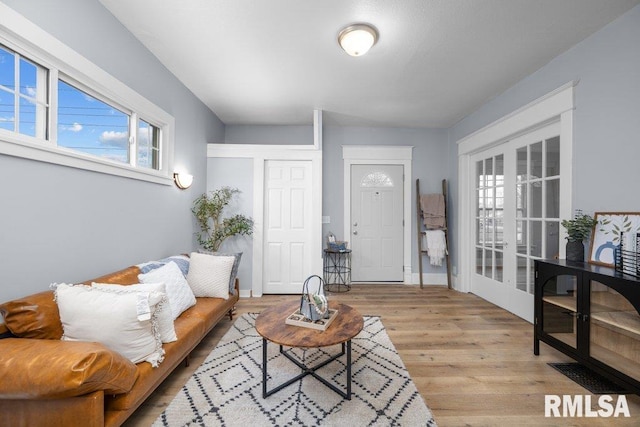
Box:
1 42 161 171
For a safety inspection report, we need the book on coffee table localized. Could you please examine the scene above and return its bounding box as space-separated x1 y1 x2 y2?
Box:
285 308 339 331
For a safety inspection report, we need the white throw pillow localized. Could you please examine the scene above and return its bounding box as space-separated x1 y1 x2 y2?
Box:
91 282 177 343
186 252 235 299
54 283 165 367
138 261 196 319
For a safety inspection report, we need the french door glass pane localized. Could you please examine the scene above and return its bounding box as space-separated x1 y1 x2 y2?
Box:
516 255 527 291
531 141 543 179
546 179 560 217
484 249 493 278
476 248 483 275
546 136 560 176
476 160 484 187
517 147 527 181
530 182 542 218
495 154 504 184
531 220 542 258
546 221 560 259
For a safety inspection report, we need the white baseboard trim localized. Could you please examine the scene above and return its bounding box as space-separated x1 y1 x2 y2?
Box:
239 289 252 298
411 273 448 286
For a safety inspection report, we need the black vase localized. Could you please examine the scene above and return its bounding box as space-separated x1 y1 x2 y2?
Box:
566 240 585 262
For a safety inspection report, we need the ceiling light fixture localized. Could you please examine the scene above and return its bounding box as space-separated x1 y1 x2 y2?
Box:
338 23 378 57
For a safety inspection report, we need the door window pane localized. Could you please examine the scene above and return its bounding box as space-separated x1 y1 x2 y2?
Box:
546 179 560 218
516 183 527 217
495 251 503 282
545 221 560 259
530 182 542 218
516 255 527 291
485 158 493 185
531 141 543 179
517 220 527 254
476 248 483 275
517 147 527 181
546 136 560 177
484 249 493 278
495 154 504 185
476 160 484 188
531 220 542 257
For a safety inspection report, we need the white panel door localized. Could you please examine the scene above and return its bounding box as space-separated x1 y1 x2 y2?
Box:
350 164 404 281
471 121 562 322
263 160 313 294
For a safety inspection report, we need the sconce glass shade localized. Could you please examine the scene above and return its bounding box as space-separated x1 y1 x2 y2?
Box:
338 24 378 57
173 172 193 189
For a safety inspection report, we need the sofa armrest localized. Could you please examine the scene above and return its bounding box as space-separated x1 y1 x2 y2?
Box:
0 338 138 399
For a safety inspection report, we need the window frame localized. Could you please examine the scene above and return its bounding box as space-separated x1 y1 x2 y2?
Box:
0 4 174 185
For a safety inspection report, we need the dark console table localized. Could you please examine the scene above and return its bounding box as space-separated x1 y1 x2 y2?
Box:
534 259 640 394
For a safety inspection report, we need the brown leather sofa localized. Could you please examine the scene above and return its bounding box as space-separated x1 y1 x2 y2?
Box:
0 261 239 427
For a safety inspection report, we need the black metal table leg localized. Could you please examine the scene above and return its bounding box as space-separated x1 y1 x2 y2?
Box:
262 339 353 400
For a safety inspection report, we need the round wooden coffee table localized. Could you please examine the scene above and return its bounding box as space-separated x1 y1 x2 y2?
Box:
255 299 363 400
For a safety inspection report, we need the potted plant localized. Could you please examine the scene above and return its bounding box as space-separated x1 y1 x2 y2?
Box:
561 210 596 262
192 187 254 251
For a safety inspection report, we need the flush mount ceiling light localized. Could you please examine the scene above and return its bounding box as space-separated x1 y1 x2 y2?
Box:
338 23 378 57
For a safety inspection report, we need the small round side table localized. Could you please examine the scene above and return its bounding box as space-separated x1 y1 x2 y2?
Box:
323 249 352 293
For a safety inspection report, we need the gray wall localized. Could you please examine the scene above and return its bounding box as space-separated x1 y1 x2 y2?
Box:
206 158 254 292
0 0 224 302
447 4 640 273
225 125 313 145
321 126 450 277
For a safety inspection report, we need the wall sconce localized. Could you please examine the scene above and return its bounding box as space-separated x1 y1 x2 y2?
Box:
173 172 193 189
338 23 378 57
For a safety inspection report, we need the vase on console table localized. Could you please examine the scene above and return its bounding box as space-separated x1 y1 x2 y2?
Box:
566 240 584 262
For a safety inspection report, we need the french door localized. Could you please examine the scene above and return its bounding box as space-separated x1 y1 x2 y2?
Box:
471 121 562 322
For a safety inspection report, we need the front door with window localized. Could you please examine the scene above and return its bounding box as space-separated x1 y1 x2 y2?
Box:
471 122 562 322
350 164 404 282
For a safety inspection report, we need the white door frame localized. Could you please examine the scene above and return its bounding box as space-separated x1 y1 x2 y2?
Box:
457 82 576 294
208 143 322 297
343 145 413 284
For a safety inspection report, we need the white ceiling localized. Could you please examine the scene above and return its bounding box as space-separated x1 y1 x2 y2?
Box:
99 0 639 128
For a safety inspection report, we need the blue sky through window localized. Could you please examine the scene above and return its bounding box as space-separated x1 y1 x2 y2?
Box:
57 80 130 164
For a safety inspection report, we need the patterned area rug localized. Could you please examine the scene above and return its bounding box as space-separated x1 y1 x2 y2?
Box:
154 314 437 426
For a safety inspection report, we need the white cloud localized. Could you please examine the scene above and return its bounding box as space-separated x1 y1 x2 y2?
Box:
61 122 83 132
99 130 128 148
0 116 15 122
25 86 37 97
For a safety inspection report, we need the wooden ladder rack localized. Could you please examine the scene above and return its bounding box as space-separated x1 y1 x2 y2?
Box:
416 178 452 289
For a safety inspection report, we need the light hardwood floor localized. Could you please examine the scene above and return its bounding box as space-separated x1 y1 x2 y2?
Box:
124 285 640 426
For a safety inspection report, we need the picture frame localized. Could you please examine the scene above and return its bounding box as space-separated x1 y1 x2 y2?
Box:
588 212 640 266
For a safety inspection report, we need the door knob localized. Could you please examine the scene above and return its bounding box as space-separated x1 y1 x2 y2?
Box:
353 222 358 227
353 230 358 235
